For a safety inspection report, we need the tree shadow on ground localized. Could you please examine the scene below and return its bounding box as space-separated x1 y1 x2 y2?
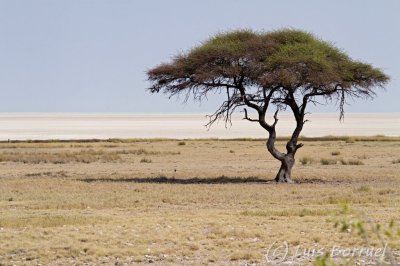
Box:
78 176 329 184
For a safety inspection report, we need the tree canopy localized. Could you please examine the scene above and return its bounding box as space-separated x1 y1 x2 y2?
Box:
147 29 389 182
148 29 388 123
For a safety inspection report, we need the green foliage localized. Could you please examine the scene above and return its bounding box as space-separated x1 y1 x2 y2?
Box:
192 30 257 57
338 200 350 214
148 28 389 94
332 203 399 265
314 253 336 266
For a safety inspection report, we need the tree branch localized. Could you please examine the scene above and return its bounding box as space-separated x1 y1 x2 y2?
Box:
243 108 259 122
272 109 279 128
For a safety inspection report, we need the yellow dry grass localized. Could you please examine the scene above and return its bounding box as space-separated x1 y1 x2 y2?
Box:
0 138 399 265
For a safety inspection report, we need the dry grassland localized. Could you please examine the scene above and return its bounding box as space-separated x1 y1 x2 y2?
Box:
0 138 399 265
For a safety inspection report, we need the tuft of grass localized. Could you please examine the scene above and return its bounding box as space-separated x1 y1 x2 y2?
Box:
320 158 337 165
378 189 396 195
178 141 186 146
331 151 341 156
355 185 371 193
300 156 314 165
392 159 400 164
140 158 152 163
230 251 258 261
340 159 364 165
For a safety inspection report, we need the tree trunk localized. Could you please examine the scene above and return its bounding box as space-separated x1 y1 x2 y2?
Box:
262 108 302 183
275 155 295 183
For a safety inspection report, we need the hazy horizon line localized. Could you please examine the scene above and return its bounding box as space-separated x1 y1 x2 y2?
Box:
0 111 399 115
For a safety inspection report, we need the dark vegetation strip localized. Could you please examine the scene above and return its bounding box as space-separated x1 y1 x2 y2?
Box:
79 176 272 184
1 135 400 144
79 176 332 184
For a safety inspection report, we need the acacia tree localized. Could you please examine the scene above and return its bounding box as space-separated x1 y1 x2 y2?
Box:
147 29 389 183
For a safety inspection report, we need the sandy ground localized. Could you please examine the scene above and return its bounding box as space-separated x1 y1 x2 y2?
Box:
0 138 399 265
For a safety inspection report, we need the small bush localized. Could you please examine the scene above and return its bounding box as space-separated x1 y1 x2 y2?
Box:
320 158 337 165
178 141 186 146
392 159 400 164
331 151 341 156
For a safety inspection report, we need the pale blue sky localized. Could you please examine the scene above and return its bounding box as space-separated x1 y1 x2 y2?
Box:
0 0 399 113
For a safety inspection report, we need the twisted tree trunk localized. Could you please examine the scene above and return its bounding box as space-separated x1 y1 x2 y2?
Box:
275 155 295 183
266 131 297 183
264 106 304 183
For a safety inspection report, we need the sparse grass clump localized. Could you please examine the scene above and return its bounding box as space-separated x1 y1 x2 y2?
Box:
378 189 396 195
178 141 186 146
117 149 180 155
355 185 371 193
331 151 341 156
140 158 152 163
25 171 68 178
300 156 314 165
230 251 258 261
70 144 93 148
392 159 400 164
340 159 364 165
320 158 337 165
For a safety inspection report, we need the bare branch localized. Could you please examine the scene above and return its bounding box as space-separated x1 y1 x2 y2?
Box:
272 109 279 128
339 89 345 122
296 143 304 150
243 108 260 122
